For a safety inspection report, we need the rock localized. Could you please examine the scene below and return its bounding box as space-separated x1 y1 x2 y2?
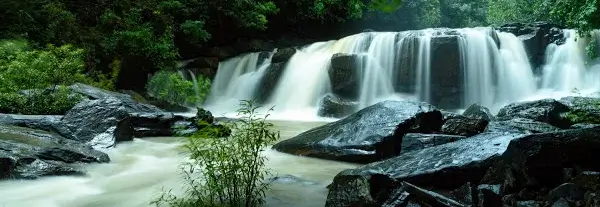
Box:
317 93 358 118
68 83 132 101
585 191 600 207
271 47 296 63
329 53 363 100
187 57 219 69
381 186 411 207
273 100 443 163
551 198 570 207
0 125 109 180
129 113 186 137
60 98 163 148
516 200 543 207
171 120 198 137
482 127 600 192
196 108 215 123
486 118 561 134
119 90 150 104
478 184 502 207
325 132 523 206
463 103 494 121
442 110 463 121
545 183 585 205
559 96 600 125
255 62 286 103
449 182 474 205
496 99 571 128
0 114 65 134
400 182 466 207
498 22 565 73
401 133 467 154
572 171 600 192
571 123 600 129
430 35 462 109
441 115 488 137
147 99 190 112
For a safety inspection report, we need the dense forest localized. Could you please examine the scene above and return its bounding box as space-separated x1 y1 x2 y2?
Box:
0 0 598 114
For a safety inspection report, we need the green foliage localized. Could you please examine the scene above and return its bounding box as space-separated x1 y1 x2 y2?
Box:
486 0 553 26
152 100 280 207
564 109 600 124
147 70 211 106
0 87 83 115
587 37 599 60
550 0 599 34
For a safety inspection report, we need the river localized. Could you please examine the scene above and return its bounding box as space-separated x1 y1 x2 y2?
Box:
0 120 358 207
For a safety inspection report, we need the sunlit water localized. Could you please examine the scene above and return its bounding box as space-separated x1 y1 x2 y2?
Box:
0 121 358 207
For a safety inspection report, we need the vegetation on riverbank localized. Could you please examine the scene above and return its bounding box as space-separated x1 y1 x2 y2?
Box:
152 101 280 207
147 70 211 107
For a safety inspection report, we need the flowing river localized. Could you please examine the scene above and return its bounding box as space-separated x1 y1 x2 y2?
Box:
0 120 358 207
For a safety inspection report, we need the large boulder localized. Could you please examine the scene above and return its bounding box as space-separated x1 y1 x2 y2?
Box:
0 114 64 134
326 127 600 207
68 83 132 100
400 133 467 154
0 125 109 180
496 99 571 128
463 103 495 121
329 53 363 100
441 115 489 137
317 93 358 118
128 113 187 137
486 118 561 134
559 96 600 125
59 98 163 148
430 35 462 109
271 47 296 63
273 100 443 163
325 132 523 207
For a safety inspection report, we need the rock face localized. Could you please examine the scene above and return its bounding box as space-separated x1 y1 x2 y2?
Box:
441 115 489 137
273 100 443 163
486 118 561 134
59 97 163 148
559 96 600 125
317 93 358 118
329 53 363 100
255 62 287 103
496 99 571 128
430 35 462 109
0 125 109 180
0 114 64 135
400 133 467 154
128 113 187 137
271 47 296 63
326 127 600 207
498 22 565 73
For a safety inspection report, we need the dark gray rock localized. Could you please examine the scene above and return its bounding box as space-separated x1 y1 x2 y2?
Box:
463 103 494 121
128 113 187 137
255 62 286 103
477 184 502 207
545 183 585 205
273 100 443 163
68 83 132 100
486 118 561 134
559 96 600 125
482 127 600 193
516 200 543 207
401 133 467 154
271 47 296 63
496 99 571 128
0 114 65 134
572 171 600 192
325 132 523 207
196 108 215 123
430 35 462 109
0 125 109 180
329 53 363 100
317 93 358 118
60 98 163 148
441 115 488 137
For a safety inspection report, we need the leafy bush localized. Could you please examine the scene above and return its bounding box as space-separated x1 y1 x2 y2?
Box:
0 87 83 115
147 70 211 106
152 100 280 207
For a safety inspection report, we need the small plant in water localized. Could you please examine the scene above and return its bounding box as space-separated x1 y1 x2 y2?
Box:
152 100 280 207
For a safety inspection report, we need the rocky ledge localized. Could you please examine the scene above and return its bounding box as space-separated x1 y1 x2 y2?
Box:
272 96 600 206
0 83 224 180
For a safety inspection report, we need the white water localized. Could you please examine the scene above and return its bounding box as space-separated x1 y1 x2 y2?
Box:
205 27 600 119
0 121 357 207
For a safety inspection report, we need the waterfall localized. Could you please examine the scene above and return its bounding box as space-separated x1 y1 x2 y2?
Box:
187 70 200 105
202 27 600 120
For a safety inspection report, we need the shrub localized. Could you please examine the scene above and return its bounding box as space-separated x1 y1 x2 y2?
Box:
147 70 211 106
0 87 83 115
152 100 280 207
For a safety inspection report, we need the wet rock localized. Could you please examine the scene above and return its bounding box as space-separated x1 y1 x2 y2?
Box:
570 123 600 129
430 35 462 109
271 47 296 63
381 186 410 207
329 53 363 100
0 114 65 134
572 171 600 191
196 108 215 124
559 96 600 125
317 93 358 118
442 110 462 121
486 118 561 134
496 99 571 128
401 182 466 207
255 62 286 103
441 115 488 137
273 100 443 163
448 182 474 205
401 133 467 154
0 125 109 180
325 132 523 206
60 97 163 148
551 198 570 207
545 183 586 205
171 120 198 137
516 200 543 207
128 113 187 137
463 103 494 121
585 191 600 207
482 127 600 192
478 184 502 207
68 83 132 101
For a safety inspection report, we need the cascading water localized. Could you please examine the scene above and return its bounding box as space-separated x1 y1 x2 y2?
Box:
203 27 600 120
